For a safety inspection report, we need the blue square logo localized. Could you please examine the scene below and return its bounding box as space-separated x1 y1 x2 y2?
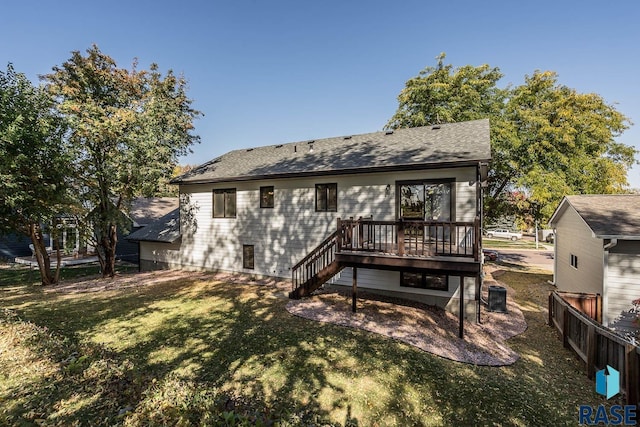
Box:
595 365 620 400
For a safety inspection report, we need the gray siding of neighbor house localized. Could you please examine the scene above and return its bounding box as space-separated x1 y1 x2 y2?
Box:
139 166 480 316
116 225 141 263
554 205 604 295
0 233 32 260
606 246 640 329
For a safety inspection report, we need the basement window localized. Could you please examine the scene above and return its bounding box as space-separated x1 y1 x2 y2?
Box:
400 272 448 291
243 245 254 269
570 254 578 269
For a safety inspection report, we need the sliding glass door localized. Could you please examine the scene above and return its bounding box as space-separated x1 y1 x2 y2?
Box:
399 181 453 221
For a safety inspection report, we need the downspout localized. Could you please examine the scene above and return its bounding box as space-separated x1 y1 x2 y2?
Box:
476 162 488 324
552 228 557 285
602 238 618 326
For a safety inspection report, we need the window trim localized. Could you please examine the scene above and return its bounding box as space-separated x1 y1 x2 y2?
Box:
400 271 449 291
315 183 338 212
260 186 274 209
243 245 254 269
570 253 578 269
213 188 237 218
396 179 455 221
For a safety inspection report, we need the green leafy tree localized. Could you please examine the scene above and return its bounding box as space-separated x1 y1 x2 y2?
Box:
493 71 635 221
43 45 201 277
387 53 505 128
0 64 72 285
387 54 636 225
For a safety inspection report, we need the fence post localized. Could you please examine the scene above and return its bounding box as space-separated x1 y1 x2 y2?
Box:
586 324 596 379
358 217 364 248
562 305 569 349
397 220 404 256
625 344 639 406
548 292 553 326
336 218 342 251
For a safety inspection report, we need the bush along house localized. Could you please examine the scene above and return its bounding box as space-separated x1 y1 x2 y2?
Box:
128 119 491 338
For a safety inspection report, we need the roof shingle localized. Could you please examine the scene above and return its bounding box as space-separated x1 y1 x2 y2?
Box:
174 119 491 184
558 195 640 238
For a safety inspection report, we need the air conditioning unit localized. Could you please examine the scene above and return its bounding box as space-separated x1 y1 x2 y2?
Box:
488 285 507 313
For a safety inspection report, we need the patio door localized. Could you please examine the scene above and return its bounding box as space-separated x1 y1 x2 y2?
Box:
398 180 453 243
398 181 453 221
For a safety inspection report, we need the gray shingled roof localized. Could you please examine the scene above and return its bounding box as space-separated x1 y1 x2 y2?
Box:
174 119 491 184
552 195 640 238
127 208 180 243
129 197 179 226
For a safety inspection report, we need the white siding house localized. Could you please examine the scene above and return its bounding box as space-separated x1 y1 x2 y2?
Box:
549 195 640 332
129 120 491 332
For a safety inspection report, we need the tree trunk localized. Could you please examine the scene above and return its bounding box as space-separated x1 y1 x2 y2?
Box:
29 223 58 286
100 223 118 278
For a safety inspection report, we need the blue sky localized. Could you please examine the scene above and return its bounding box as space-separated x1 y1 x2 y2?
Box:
2 0 639 187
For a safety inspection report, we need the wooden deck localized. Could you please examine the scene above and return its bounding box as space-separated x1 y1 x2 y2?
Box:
14 254 99 267
335 251 480 274
291 217 480 297
290 217 482 339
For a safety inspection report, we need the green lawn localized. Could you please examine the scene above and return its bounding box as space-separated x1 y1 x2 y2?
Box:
0 263 620 426
483 238 551 250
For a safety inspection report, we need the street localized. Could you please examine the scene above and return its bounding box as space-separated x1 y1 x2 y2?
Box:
493 248 554 271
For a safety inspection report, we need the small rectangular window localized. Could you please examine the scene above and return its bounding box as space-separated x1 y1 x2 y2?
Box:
213 189 236 218
260 186 274 208
570 254 578 269
315 183 337 212
243 245 254 269
400 272 448 291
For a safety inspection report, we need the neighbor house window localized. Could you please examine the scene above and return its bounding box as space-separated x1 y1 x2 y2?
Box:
570 254 578 269
315 183 337 212
260 186 274 208
213 188 236 218
243 245 254 269
400 272 448 291
398 180 453 221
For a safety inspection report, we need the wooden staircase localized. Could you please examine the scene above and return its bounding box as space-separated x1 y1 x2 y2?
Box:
289 229 344 299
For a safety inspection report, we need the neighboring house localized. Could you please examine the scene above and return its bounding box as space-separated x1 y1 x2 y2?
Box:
549 195 640 331
0 232 32 260
129 119 491 336
116 197 179 263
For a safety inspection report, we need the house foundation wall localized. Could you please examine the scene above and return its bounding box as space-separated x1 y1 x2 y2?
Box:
326 284 479 321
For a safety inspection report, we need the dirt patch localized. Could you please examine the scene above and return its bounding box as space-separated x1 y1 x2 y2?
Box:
287 268 526 366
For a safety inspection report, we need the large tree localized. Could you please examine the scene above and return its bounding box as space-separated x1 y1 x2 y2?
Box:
43 45 201 277
387 54 636 225
0 64 72 285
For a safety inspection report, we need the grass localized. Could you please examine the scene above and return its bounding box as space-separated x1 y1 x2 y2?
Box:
0 263 622 426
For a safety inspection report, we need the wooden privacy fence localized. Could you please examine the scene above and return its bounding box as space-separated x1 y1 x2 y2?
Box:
549 291 639 405
555 291 602 323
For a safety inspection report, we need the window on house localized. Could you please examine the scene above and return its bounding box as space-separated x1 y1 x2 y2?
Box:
260 186 274 208
400 272 448 291
243 245 254 269
315 183 337 212
398 180 453 221
213 189 236 218
570 254 578 269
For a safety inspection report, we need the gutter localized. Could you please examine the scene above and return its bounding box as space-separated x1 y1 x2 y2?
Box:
601 238 618 326
171 159 491 185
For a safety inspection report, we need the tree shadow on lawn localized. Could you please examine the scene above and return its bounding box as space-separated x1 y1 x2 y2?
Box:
0 272 622 426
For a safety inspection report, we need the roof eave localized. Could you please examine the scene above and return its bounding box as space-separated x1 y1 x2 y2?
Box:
173 159 491 185
594 234 640 240
127 234 181 244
